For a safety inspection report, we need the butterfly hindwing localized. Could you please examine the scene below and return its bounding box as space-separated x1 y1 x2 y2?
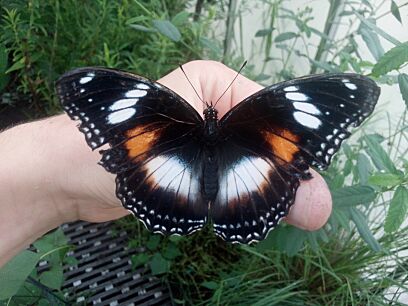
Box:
211 73 380 243
56 68 208 235
211 140 299 243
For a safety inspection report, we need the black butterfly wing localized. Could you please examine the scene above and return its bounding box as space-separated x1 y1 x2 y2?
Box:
211 73 380 243
56 67 208 235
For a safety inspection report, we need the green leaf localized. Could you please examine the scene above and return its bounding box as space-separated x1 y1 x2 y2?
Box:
358 20 384 61
131 253 150 269
146 234 161 251
149 253 169 275
391 1 402 23
372 42 408 77
199 37 222 55
357 153 372 185
364 135 398 173
349 207 381 252
161 242 182 260
274 32 297 42
39 266 64 290
169 235 183 243
255 28 274 37
129 24 156 32
332 185 376 207
259 226 307 256
330 207 351 231
172 11 190 26
0 250 41 299
0 44 9 93
201 281 219 290
384 186 408 233
282 227 307 256
398 73 408 108
354 11 401 46
368 173 402 187
64 256 78 266
5 56 25 74
126 16 149 25
12 282 41 305
152 20 181 42
38 299 51 306
34 228 68 255
330 173 345 189
0 44 7 72
343 159 353 177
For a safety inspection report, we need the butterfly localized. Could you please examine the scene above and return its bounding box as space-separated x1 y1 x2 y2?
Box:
56 66 380 244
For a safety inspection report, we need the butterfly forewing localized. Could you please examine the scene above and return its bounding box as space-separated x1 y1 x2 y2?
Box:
221 73 380 170
57 67 202 149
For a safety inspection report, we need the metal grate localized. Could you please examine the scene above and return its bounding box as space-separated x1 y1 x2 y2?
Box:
61 221 172 305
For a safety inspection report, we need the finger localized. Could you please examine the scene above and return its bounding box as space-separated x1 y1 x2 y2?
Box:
285 169 332 230
158 60 263 117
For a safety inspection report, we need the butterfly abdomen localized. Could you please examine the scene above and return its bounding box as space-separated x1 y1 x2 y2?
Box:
202 153 219 202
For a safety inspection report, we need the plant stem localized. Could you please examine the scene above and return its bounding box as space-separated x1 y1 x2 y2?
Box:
310 0 344 74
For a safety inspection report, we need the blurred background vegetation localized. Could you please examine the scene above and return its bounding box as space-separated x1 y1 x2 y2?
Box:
1 0 408 305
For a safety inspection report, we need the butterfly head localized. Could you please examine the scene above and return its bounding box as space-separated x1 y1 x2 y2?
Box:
203 105 218 121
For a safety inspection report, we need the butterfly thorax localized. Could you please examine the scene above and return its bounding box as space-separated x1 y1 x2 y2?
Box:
203 106 219 146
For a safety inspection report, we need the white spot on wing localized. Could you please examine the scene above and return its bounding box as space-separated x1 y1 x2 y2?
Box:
107 108 136 124
344 82 357 90
293 102 321 115
283 86 299 92
293 111 322 129
125 89 147 98
137 83 150 90
285 92 309 101
110 98 139 111
79 76 92 84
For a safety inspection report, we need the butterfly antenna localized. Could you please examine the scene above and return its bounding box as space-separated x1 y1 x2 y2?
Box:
179 64 208 107
213 60 247 107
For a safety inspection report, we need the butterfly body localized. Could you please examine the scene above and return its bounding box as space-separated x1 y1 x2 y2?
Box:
57 67 380 244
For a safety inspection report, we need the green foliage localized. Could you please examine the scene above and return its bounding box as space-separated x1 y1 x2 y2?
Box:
398 73 408 107
0 0 214 115
0 250 41 299
0 229 71 305
391 1 402 23
372 42 408 77
0 43 8 93
384 186 408 233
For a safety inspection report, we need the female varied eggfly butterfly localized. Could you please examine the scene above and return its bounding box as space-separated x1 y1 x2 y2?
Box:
56 65 380 244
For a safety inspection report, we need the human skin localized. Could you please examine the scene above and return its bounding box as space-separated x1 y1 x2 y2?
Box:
0 60 332 267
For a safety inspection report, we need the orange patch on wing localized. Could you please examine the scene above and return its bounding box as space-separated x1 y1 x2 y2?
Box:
125 126 159 159
264 129 299 163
